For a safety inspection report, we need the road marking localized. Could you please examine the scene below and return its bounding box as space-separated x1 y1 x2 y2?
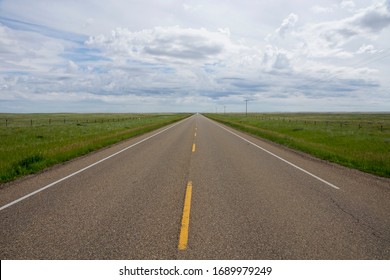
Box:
194 132 197 137
178 181 193 250
0 116 194 212
210 119 340 190
192 143 196 152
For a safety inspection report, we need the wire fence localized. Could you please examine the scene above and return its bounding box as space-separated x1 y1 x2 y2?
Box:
1 115 146 128
250 115 388 132
215 113 390 133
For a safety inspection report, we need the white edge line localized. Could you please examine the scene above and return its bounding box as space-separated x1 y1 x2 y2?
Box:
0 116 193 211
208 118 340 190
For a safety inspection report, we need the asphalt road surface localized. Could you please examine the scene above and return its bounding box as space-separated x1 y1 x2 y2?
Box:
1 114 389 259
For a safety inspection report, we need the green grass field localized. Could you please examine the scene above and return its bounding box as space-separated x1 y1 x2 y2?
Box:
205 113 390 178
0 113 190 183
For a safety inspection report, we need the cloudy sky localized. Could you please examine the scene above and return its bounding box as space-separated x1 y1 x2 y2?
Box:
1 0 390 113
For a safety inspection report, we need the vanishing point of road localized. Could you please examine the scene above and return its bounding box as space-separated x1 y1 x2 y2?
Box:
1 114 389 259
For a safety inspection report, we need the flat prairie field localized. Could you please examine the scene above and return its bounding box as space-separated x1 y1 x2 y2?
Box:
0 113 190 183
205 113 390 178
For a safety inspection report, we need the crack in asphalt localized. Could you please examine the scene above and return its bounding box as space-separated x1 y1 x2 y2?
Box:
330 197 390 244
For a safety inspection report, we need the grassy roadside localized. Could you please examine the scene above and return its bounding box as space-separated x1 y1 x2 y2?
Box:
205 113 390 178
0 113 191 183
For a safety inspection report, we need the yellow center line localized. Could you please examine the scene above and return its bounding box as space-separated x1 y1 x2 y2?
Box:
192 143 196 152
178 181 193 250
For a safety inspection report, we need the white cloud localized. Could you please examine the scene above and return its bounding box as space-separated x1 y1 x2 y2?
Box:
311 5 334 14
357 44 379 54
183 3 203 13
276 13 298 37
86 26 235 64
280 0 390 59
350 0 390 32
262 45 292 72
0 21 76 73
1 0 390 112
66 60 79 73
340 0 356 11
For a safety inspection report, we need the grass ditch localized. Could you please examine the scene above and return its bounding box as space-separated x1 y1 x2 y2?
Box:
205 113 390 178
0 113 191 183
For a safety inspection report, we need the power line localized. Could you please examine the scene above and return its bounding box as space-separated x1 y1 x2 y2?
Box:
301 48 390 90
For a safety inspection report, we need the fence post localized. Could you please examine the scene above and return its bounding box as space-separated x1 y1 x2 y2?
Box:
6 119 8 127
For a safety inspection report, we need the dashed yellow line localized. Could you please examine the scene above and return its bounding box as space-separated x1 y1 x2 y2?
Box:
178 124 197 250
178 181 193 250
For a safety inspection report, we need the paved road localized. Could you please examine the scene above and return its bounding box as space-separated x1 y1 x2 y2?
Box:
1 114 389 259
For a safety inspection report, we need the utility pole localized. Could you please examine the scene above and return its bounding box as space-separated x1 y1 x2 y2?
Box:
244 99 254 116
224 105 226 114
